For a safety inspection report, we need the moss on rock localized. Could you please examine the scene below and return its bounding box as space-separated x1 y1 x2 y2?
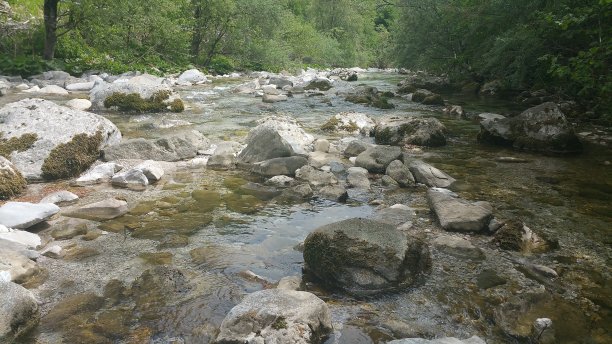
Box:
41 131 103 180
0 133 38 158
103 90 184 113
0 167 27 200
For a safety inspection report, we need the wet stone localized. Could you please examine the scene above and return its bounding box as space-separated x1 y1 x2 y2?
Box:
157 234 189 249
476 269 507 289
139 252 173 265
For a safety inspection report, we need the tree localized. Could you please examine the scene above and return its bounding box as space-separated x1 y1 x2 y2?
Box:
43 0 59 60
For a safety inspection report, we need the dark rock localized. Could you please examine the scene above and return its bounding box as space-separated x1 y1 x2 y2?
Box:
303 218 431 296
355 145 402 173
477 102 582 154
343 140 371 157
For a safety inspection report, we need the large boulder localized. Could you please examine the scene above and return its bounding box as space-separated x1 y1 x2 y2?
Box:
321 112 376 136
355 145 402 173
216 289 332 344
374 116 447 147
89 74 179 110
0 156 26 200
0 281 40 341
253 115 314 154
477 102 582 154
427 189 493 232
304 78 333 91
0 99 121 180
0 202 60 229
408 160 455 188
177 69 207 85
269 77 294 89
103 131 207 162
238 127 294 164
397 73 450 93
303 218 431 296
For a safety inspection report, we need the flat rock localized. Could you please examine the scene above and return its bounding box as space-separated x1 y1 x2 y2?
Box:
63 198 128 221
0 225 41 249
427 189 492 232
0 202 60 229
39 190 79 205
408 160 455 187
216 289 332 344
432 234 484 260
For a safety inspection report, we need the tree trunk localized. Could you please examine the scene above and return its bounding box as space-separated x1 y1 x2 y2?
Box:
43 0 60 60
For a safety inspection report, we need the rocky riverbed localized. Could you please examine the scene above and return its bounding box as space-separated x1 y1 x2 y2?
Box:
0 68 610 344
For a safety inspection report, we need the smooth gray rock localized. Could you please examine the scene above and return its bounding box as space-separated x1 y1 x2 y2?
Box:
370 205 414 227
111 168 148 190
0 281 39 341
0 202 60 229
388 336 486 344
318 185 348 202
427 189 493 232
252 156 307 177
375 116 447 147
386 160 415 187
303 218 430 296
343 140 371 157
0 99 121 180
295 166 338 187
74 162 123 186
238 127 294 164
39 191 79 205
347 167 370 189
216 289 332 344
65 81 95 91
408 160 455 188
477 102 582 154
355 145 402 173
63 198 128 221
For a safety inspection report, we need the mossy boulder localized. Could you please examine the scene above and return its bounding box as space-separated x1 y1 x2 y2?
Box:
0 99 121 181
374 116 447 147
320 112 375 135
0 156 27 200
303 218 431 296
103 90 184 113
345 86 395 109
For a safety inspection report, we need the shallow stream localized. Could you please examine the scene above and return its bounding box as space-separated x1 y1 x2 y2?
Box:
9 72 611 344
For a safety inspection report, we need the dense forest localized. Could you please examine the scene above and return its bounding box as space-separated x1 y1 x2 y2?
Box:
1 0 610 117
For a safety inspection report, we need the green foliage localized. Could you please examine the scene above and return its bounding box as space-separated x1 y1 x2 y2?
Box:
208 55 236 75
103 91 184 113
41 131 103 180
0 55 48 77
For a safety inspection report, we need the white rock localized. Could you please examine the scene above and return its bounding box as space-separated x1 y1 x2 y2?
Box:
15 83 29 91
75 162 123 186
135 160 164 182
177 69 207 84
111 168 148 190
265 175 295 187
255 115 314 154
0 271 10 282
0 202 60 229
22 85 40 93
0 225 41 248
38 85 69 95
65 98 92 111
65 81 95 91
42 245 62 259
39 190 79 205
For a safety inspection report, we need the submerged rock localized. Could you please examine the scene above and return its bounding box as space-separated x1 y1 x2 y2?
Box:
216 289 332 344
0 202 60 229
63 198 128 221
375 116 447 147
303 218 431 296
477 102 582 154
427 189 493 232
0 98 121 180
